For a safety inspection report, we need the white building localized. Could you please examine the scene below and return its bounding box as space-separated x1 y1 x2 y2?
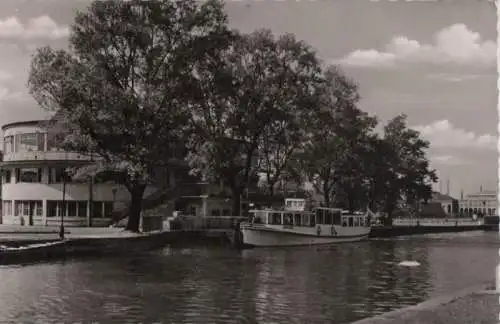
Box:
459 190 496 217
0 120 135 227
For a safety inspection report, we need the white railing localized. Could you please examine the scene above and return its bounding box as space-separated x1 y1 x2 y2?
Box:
166 216 247 231
393 218 484 227
3 151 100 162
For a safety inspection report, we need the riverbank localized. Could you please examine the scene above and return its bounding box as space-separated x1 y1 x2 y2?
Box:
349 283 497 324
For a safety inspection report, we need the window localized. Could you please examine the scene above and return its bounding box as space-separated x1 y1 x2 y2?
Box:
211 209 221 216
316 209 324 224
294 213 301 226
15 168 42 183
3 169 11 184
3 136 13 153
324 210 332 225
46 133 61 151
47 200 58 217
16 133 41 152
104 202 114 218
283 213 293 226
48 168 72 184
354 217 360 227
332 211 341 225
67 201 77 217
270 213 282 225
222 209 231 216
302 214 309 226
348 217 354 227
78 201 87 218
2 201 12 217
14 201 42 217
92 201 103 218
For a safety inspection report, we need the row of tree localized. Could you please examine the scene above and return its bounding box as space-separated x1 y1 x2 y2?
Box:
27 0 437 232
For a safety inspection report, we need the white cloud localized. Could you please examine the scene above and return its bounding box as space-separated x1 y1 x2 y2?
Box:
338 24 496 68
0 16 69 40
0 71 13 82
425 73 484 83
0 87 27 102
431 154 466 166
413 119 496 151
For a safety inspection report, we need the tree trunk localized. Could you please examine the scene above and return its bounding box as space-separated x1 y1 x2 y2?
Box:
231 189 242 216
268 182 275 197
126 184 146 232
323 182 330 208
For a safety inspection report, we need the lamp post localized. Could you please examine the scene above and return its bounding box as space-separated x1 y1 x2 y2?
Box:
59 167 68 240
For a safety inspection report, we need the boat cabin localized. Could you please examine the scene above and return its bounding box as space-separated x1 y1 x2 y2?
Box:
249 207 369 228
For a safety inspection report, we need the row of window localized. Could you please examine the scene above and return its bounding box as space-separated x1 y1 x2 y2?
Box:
460 207 496 215
2 200 113 218
3 168 75 184
3 133 61 154
259 211 365 227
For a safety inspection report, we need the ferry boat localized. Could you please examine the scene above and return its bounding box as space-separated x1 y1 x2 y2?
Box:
239 198 373 247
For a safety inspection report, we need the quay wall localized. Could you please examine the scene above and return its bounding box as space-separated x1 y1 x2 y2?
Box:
370 225 486 238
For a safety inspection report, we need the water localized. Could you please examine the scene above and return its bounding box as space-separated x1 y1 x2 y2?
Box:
0 231 496 323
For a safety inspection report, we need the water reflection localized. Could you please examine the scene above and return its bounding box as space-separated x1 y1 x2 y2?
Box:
0 232 495 323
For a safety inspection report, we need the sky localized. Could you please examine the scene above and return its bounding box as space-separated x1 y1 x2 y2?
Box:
0 0 496 199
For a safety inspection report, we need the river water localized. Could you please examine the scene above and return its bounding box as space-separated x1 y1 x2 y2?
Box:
0 231 496 323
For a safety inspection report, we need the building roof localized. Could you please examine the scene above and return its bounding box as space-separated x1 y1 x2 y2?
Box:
431 191 456 202
467 190 496 196
1 120 48 132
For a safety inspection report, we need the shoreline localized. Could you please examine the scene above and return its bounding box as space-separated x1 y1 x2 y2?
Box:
349 282 496 324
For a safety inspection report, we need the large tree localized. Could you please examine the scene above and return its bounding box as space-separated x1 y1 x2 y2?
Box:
297 65 368 207
27 0 233 232
187 29 323 215
379 114 438 224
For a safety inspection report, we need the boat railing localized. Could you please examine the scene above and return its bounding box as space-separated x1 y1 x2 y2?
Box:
393 218 484 226
167 216 248 231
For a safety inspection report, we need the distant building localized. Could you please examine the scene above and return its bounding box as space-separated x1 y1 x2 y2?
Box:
428 191 458 216
459 189 496 217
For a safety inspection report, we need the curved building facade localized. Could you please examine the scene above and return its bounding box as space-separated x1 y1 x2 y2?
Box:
1 120 127 227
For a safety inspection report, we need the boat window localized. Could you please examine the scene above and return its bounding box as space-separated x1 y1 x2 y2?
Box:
324 210 332 225
294 213 302 226
333 211 341 225
316 209 324 224
270 213 282 225
286 200 292 208
348 217 354 227
284 213 293 226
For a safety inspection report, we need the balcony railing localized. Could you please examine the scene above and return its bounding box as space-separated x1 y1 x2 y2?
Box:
3 151 99 162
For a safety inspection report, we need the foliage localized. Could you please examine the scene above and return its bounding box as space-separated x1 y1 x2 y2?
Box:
28 0 232 231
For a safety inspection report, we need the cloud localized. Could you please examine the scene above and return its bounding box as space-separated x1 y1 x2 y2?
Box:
0 87 27 103
0 16 69 40
0 71 13 82
426 73 484 83
431 154 466 166
412 119 496 151
338 24 495 68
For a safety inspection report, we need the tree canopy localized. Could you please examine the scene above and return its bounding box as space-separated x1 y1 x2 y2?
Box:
28 0 233 231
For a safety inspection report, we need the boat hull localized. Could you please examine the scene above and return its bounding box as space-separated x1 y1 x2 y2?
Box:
240 225 371 247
